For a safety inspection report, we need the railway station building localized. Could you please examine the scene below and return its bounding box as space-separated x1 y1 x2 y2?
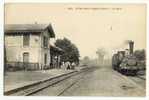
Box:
4 23 55 71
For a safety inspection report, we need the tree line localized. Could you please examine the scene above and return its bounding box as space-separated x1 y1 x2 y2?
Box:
55 38 80 65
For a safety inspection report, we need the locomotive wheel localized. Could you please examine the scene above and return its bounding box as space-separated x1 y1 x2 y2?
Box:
122 70 137 76
131 70 138 76
120 69 126 75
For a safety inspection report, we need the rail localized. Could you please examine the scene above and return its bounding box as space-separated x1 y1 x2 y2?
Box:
4 67 94 96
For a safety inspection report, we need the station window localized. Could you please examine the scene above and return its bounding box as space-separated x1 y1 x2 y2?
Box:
23 34 30 46
23 52 29 63
44 53 47 64
43 36 48 48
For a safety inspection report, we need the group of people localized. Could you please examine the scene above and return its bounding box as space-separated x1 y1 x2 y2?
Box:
61 61 76 70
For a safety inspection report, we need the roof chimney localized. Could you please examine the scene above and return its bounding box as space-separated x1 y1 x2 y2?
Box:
129 40 134 55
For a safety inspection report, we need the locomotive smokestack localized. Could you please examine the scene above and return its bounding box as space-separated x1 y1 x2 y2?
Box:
129 40 134 55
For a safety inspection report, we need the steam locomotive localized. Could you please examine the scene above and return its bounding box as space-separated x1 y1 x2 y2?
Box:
112 41 140 75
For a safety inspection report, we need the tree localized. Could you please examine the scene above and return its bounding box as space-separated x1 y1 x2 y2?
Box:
82 56 90 64
55 38 80 64
83 56 90 61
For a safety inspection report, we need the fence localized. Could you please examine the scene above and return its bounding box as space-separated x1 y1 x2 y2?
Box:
5 62 40 71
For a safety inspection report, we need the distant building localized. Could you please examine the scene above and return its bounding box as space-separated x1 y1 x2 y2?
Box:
4 24 55 71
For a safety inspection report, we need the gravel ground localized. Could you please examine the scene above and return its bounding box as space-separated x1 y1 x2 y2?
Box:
61 67 145 96
5 66 145 96
32 66 146 96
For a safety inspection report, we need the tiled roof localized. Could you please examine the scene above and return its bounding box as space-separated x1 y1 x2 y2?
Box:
5 24 55 38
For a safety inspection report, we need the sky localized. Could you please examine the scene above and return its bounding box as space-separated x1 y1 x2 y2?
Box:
5 3 146 59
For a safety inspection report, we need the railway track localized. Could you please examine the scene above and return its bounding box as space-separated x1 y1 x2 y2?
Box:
4 66 98 96
56 66 99 96
57 71 86 96
25 67 144 96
